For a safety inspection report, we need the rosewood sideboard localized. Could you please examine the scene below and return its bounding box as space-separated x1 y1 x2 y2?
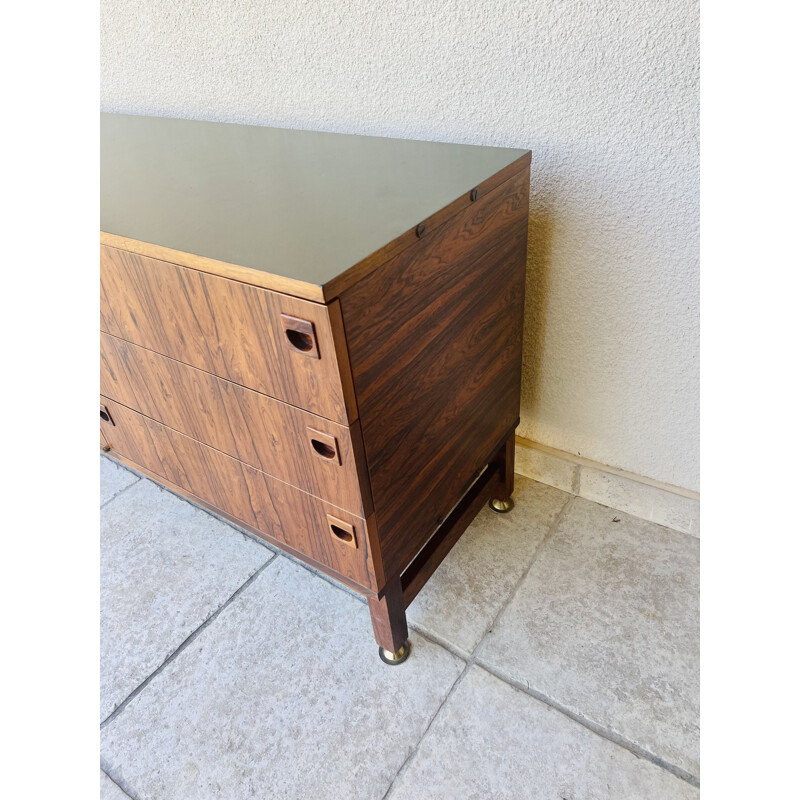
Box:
100 113 530 664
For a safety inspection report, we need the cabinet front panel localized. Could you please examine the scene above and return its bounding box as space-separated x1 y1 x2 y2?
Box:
101 333 368 515
100 397 377 591
100 245 352 423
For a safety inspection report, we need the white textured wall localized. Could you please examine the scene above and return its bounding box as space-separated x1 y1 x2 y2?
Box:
101 0 699 492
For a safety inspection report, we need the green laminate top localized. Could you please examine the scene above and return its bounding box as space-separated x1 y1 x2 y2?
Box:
101 113 529 289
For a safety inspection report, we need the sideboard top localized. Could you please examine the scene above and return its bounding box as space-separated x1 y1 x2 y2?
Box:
101 113 530 301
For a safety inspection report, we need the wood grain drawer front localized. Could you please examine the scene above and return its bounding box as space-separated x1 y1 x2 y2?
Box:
100 397 377 591
100 333 369 515
100 245 355 424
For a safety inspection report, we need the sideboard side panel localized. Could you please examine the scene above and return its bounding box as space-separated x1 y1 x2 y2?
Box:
339 167 530 580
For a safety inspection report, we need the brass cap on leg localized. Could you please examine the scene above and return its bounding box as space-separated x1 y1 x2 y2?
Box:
378 640 411 665
489 497 514 513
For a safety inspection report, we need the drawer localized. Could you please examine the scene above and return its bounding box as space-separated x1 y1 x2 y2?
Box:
100 245 356 424
100 397 378 591
101 332 370 515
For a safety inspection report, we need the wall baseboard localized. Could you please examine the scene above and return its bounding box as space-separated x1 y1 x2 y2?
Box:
515 437 699 537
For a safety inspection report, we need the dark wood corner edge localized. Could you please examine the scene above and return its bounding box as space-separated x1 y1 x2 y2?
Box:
325 298 360 425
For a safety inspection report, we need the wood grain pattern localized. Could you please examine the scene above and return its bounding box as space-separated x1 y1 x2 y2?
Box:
100 332 369 515
100 397 378 591
100 245 355 423
340 166 530 581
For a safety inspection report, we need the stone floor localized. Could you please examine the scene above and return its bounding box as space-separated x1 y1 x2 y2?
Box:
99 456 699 799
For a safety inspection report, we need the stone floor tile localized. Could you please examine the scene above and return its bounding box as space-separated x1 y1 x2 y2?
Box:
100 770 133 799
390 666 698 799
101 558 464 800
477 497 699 779
101 480 270 721
100 456 139 506
407 477 569 654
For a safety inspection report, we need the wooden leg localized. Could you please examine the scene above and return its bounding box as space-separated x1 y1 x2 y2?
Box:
368 578 410 662
497 431 515 499
489 432 515 512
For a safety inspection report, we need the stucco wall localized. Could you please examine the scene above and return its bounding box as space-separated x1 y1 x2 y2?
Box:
100 0 700 492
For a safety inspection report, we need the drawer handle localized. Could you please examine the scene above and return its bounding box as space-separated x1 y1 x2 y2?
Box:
327 515 357 549
306 427 341 464
100 404 115 426
280 314 320 359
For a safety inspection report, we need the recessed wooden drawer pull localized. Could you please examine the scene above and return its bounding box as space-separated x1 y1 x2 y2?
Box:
327 515 357 549
306 427 341 464
100 404 115 426
280 314 320 359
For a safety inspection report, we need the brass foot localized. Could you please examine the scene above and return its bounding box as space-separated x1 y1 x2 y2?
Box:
378 640 411 665
489 497 514 513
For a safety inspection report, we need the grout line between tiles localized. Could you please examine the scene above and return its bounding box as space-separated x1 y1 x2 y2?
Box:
471 658 700 788
471 493 576 655
100 480 140 510
100 766 139 800
223 489 699 790
401 618 700 790
100 476 698 789
407 621 471 661
385 494 699 791
378 497 575 800
100 553 277 731
100 456 142 509
381 661 470 800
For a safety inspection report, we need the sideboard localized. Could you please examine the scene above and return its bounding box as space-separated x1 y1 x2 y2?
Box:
100 113 530 663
